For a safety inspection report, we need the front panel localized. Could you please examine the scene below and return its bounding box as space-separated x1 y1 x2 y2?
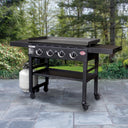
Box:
28 45 87 62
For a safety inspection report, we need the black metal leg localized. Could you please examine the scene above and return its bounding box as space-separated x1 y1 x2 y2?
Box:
44 58 49 92
82 81 89 110
44 77 49 92
94 76 100 100
94 54 100 100
29 55 35 99
82 53 89 110
35 75 39 92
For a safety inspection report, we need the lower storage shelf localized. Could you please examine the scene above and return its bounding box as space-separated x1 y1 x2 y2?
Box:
33 68 97 82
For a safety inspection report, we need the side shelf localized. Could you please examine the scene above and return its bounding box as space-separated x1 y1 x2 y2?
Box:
10 39 29 47
33 68 97 82
88 44 122 54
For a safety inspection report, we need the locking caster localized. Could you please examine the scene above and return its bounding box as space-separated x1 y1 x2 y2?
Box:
44 86 48 92
30 93 35 99
94 93 100 100
82 102 89 111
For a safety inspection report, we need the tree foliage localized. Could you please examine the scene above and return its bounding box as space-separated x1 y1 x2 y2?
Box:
0 0 27 41
57 0 128 45
0 0 128 79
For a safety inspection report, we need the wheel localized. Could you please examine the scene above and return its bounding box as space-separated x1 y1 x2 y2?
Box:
94 93 100 100
82 103 89 111
43 87 48 92
30 93 35 99
35 88 40 92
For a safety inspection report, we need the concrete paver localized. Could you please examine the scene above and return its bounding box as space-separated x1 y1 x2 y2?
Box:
106 104 128 116
0 102 10 111
39 103 82 112
74 112 112 125
35 112 73 128
75 126 102 128
0 79 128 128
0 111 6 120
8 121 35 128
110 116 128 125
102 125 128 128
0 92 18 102
0 120 8 128
103 94 127 105
3 104 41 120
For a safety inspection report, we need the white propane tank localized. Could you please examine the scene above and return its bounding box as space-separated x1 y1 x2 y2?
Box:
19 69 38 92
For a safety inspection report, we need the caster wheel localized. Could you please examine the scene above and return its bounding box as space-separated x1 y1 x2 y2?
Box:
35 88 40 92
30 93 35 99
94 94 100 100
44 87 48 92
82 103 89 111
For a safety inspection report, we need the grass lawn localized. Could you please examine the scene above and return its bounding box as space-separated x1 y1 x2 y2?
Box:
36 65 102 72
51 66 83 72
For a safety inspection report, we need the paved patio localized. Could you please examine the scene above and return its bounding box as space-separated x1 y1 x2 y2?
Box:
0 79 128 128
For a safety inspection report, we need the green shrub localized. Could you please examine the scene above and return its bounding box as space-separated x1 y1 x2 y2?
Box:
99 62 128 79
123 59 128 67
0 43 27 79
49 59 62 66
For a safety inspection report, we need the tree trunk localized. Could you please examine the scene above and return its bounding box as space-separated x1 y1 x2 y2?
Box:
109 0 116 62
94 22 97 38
44 0 48 36
110 0 116 45
77 6 80 37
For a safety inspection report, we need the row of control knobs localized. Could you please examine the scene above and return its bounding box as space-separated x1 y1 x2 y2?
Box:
36 49 77 59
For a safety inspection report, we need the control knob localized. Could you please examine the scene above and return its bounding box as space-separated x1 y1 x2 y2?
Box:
58 50 65 58
36 48 43 56
69 51 78 59
46 49 54 57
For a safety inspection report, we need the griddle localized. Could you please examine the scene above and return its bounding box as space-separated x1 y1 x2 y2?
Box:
10 36 122 110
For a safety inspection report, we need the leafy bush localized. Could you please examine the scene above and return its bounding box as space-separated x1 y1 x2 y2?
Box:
0 43 27 79
49 59 62 66
99 62 128 79
114 45 128 63
123 59 128 67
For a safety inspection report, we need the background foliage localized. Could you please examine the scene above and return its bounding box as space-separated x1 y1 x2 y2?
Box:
0 0 128 79
0 43 27 78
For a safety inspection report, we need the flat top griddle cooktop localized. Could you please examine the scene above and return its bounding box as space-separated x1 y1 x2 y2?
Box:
10 36 122 54
28 37 100 47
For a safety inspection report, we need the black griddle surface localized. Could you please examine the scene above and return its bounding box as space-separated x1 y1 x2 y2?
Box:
28 37 100 47
10 37 122 54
